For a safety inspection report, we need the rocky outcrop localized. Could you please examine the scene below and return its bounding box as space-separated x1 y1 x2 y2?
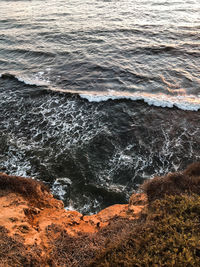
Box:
0 172 147 266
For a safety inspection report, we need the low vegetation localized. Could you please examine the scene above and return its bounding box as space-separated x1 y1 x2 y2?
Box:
0 172 49 207
141 162 200 203
89 162 200 266
1 162 200 266
47 218 137 266
0 226 42 266
90 194 200 266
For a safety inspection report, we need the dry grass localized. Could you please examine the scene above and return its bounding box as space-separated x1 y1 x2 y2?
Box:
0 172 50 207
141 162 200 203
46 218 137 267
0 226 43 267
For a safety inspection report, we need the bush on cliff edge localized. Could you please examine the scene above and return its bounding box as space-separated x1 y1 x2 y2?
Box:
0 172 50 207
90 162 200 267
90 194 200 267
141 162 200 203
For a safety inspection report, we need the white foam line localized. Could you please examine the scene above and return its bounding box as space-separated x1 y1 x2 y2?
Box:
0 72 49 86
48 86 200 111
1 72 199 111
79 92 200 111
17 76 49 86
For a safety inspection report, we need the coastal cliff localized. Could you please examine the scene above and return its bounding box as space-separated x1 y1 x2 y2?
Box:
0 172 147 266
1 162 200 266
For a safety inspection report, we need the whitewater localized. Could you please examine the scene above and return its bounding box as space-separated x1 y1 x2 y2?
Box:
0 0 200 213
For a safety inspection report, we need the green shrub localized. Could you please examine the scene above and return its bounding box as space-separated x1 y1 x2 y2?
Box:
90 194 200 267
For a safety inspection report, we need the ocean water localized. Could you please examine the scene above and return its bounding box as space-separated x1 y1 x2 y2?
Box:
0 0 200 213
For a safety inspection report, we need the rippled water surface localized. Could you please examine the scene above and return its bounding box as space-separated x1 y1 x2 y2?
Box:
0 0 200 213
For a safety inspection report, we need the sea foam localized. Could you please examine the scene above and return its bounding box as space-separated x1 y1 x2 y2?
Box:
1 72 200 111
79 92 200 111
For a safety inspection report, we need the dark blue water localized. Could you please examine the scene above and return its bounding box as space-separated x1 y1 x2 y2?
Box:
0 0 200 213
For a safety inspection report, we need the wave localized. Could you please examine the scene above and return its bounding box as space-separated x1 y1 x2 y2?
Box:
50 88 200 112
3 47 55 58
81 93 200 111
1 72 200 111
0 72 49 86
125 45 200 57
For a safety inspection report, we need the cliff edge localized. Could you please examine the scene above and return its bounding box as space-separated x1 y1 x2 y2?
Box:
0 172 146 266
1 162 200 266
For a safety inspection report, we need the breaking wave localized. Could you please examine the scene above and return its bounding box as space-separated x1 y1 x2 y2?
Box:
1 72 200 111
0 72 49 86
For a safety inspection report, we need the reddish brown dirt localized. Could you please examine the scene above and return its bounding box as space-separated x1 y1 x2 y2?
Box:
0 173 147 265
